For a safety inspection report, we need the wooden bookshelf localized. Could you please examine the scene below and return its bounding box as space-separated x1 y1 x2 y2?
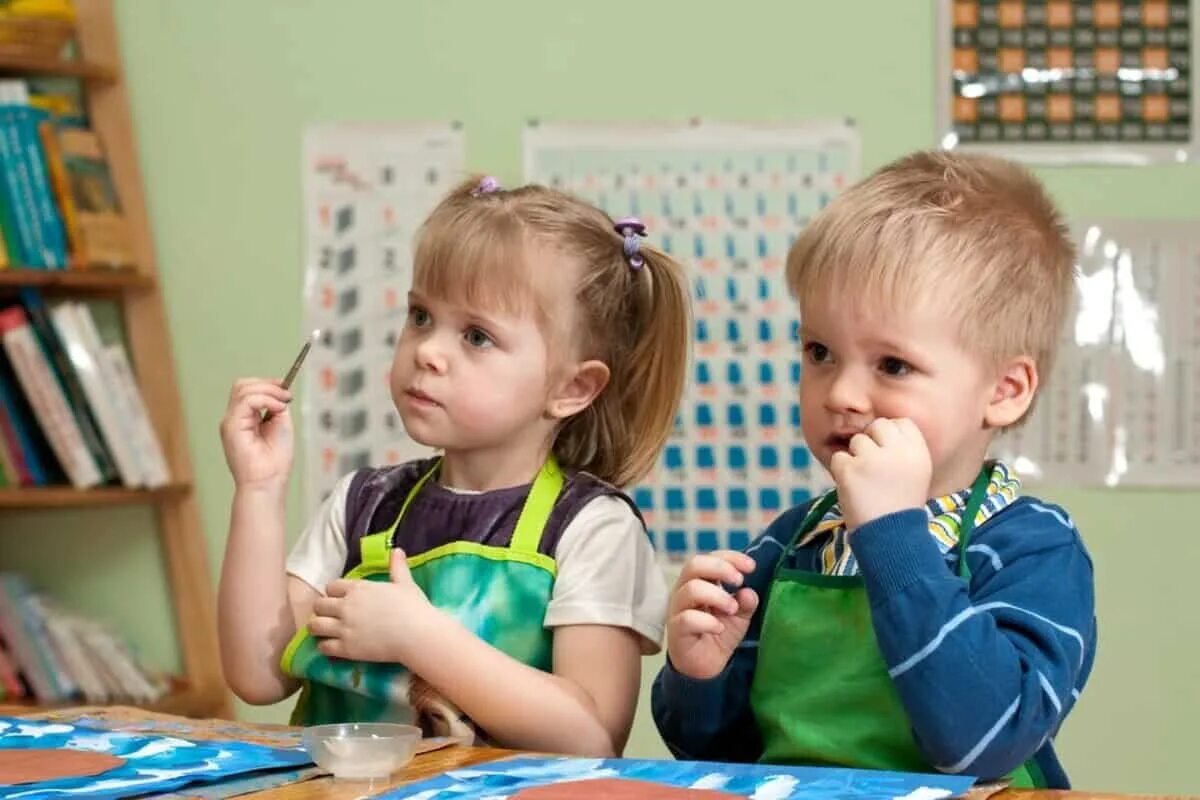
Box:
0 1 230 719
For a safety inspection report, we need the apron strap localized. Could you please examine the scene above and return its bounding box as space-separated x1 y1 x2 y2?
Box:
510 455 565 555
357 461 441 569
955 465 994 579
778 490 839 570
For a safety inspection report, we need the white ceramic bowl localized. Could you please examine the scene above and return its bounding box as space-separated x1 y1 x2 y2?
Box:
301 722 422 781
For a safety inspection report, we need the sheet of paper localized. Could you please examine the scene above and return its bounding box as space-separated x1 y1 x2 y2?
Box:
301 124 465 510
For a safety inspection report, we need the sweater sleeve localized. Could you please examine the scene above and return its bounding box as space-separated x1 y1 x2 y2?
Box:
849 499 1097 780
650 504 810 762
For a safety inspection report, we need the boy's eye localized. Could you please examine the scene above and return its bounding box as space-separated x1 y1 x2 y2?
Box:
803 342 831 364
465 327 494 349
880 356 912 376
409 307 431 327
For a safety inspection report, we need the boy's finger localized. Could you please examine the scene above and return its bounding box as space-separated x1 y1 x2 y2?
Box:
734 587 759 618
714 550 756 574
672 608 724 637
673 578 739 616
679 553 747 586
848 431 878 457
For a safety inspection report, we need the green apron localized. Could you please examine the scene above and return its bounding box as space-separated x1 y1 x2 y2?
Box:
748 467 1044 787
281 457 564 735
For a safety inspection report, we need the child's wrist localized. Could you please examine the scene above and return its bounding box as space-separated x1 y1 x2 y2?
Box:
233 480 288 502
391 596 446 665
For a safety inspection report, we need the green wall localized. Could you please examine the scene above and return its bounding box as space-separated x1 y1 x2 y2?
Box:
1 1 1197 793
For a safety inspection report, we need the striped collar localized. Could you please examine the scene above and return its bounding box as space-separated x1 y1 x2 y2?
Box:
797 461 1021 576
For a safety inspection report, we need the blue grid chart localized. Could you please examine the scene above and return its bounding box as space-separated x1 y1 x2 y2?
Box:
302 125 464 510
526 122 860 560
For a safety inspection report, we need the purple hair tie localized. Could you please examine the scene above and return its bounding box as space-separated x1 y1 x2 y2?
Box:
614 217 647 270
472 176 501 197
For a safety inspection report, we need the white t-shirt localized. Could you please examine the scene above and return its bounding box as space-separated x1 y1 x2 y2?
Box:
286 472 668 653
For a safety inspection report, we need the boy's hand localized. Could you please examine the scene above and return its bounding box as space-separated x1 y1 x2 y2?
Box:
219 378 294 492
666 551 758 681
309 549 440 664
830 417 931 531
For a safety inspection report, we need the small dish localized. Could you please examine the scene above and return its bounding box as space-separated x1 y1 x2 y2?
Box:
301 722 422 782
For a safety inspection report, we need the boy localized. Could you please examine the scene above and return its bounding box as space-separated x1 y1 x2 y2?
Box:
652 151 1097 789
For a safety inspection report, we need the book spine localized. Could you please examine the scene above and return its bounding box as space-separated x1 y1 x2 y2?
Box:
16 107 67 269
0 108 40 266
105 344 171 488
51 303 143 486
19 288 118 483
0 307 101 488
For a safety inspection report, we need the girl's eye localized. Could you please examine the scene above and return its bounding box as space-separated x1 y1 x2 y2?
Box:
880 356 912 377
465 327 494 349
803 342 831 364
409 307 431 327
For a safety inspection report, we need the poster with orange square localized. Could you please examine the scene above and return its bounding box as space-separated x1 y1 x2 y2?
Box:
939 0 1193 161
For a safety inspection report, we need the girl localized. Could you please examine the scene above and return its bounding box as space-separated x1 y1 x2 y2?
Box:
218 176 690 757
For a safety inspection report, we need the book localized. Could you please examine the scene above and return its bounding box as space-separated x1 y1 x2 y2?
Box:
0 305 100 488
0 342 62 485
103 341 170 488
38 117 81 267
50 301 143 486
56 127 134 268
0 81 67 268
0 573 58 700
17 287 118 483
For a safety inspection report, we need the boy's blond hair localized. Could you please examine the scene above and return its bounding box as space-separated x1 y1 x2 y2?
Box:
786 151 1076 390
411 177 690 487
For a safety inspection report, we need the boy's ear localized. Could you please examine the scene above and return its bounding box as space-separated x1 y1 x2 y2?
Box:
546 360 610 421
985 355 1038 429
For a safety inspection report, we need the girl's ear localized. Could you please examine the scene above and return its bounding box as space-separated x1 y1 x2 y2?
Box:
546 360 610 420
984 355 1038 429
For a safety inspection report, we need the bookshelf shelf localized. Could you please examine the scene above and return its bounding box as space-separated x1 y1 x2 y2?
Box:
0 268 152 294
0 483 189 509
0 681 215 717
0 53 115 82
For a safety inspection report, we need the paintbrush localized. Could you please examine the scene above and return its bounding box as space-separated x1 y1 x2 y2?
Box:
263 328 320 422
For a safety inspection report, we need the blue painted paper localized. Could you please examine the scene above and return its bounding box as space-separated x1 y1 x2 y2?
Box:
382 755 977 800
0 717 311 799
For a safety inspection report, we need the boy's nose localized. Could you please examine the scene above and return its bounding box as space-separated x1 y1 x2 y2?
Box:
824 368 870 416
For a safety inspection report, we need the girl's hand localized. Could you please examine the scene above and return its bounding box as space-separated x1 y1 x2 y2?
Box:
219 378 294 492
309 549 440 663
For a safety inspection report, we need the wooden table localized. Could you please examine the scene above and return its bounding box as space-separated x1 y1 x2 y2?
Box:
249 751 1188 800
252 744 508 799
5 706 1186 799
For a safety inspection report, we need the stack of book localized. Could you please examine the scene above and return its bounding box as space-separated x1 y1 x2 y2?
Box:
0 572 170 705
0 287 169 489
0 76 134 271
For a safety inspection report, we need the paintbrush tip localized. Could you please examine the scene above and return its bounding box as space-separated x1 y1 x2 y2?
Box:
310 328 322 341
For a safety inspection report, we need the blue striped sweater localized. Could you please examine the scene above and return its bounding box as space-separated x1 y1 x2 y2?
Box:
652 496 1097 788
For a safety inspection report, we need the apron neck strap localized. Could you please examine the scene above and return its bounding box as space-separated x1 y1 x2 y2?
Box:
784 490 840 557
510 456 565 555
955 464 994 579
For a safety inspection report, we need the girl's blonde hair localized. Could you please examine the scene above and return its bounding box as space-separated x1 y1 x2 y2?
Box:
411 176 690 487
